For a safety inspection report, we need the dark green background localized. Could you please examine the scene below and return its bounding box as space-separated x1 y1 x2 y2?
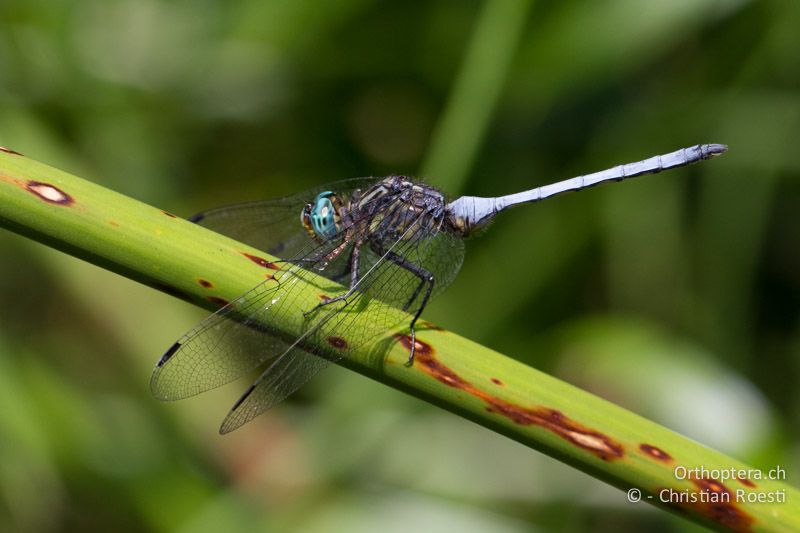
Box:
1 1 798 531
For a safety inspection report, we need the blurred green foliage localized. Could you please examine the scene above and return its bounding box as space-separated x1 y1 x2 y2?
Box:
1 0 798 531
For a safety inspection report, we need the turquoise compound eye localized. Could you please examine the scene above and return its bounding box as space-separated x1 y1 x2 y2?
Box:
310 191 340 240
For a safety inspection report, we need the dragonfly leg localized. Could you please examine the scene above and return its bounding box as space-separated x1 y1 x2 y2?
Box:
372 243 434 365
302 241 362 317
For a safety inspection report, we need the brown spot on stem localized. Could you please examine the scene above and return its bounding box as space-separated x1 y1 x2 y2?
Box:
682 476 754 532
206 296 229 307
162 210 177 218
640 444 672 463
691 476 731 498
152 282 191 301
489 405 624 461
490 378 504 386
394 334 434 358
242 252 280 270
26 181 74 205
0 146 23 156
702 504 753 532
198 279 214 289
737 476 756 488
327 336 348 349
397 336 625 462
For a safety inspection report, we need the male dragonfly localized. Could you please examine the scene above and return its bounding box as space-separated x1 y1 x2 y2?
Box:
151 144 727 433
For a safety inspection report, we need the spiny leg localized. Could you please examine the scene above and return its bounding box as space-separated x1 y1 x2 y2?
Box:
404 274 427 312
372 242 434 365
303 241 362 317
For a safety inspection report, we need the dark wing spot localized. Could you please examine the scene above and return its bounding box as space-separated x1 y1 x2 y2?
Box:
230 384 256 412
158 342 182 366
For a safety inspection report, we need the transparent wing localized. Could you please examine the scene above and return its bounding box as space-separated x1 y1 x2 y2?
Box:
359 225 465 309
150 236 340 401
154 183 466 433
190 177 380 257
218 209 456 433
152 179 386 403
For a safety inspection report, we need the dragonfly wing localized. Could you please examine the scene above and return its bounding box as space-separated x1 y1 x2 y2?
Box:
152 179 381 405
156 182 465 432
358 221 465 311
152 275 287 400
151 237 335 400
218 210 448 432
218 298 352 433
190 177 381 257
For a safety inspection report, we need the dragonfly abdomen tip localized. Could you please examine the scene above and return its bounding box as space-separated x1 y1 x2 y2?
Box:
702 143 728 158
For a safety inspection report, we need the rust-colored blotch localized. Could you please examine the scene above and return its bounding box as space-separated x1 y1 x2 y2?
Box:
691 476 731 497
207 296 229 307
490 377 504 386
162 210 178 218
402 337 624 462
737 476 756 488
494 406 624 461
242 252 280 270
685 476 754 531
640 444 672 463
327 336 348 349
198 279 214 289
394 334 434 358
26 181 74 206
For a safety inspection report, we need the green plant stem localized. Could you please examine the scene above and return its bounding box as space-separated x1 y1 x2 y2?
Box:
1 151 798 532
421 0 533 191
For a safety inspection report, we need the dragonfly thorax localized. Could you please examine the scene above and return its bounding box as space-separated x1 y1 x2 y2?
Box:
349 176 448 243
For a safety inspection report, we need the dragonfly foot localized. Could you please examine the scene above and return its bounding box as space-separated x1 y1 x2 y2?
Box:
404 329 416 366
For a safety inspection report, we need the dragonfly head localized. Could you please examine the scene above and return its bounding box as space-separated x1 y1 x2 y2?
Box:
302 191 343 240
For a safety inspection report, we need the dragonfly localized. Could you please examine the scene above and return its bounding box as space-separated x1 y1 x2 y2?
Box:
151 143 727 433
